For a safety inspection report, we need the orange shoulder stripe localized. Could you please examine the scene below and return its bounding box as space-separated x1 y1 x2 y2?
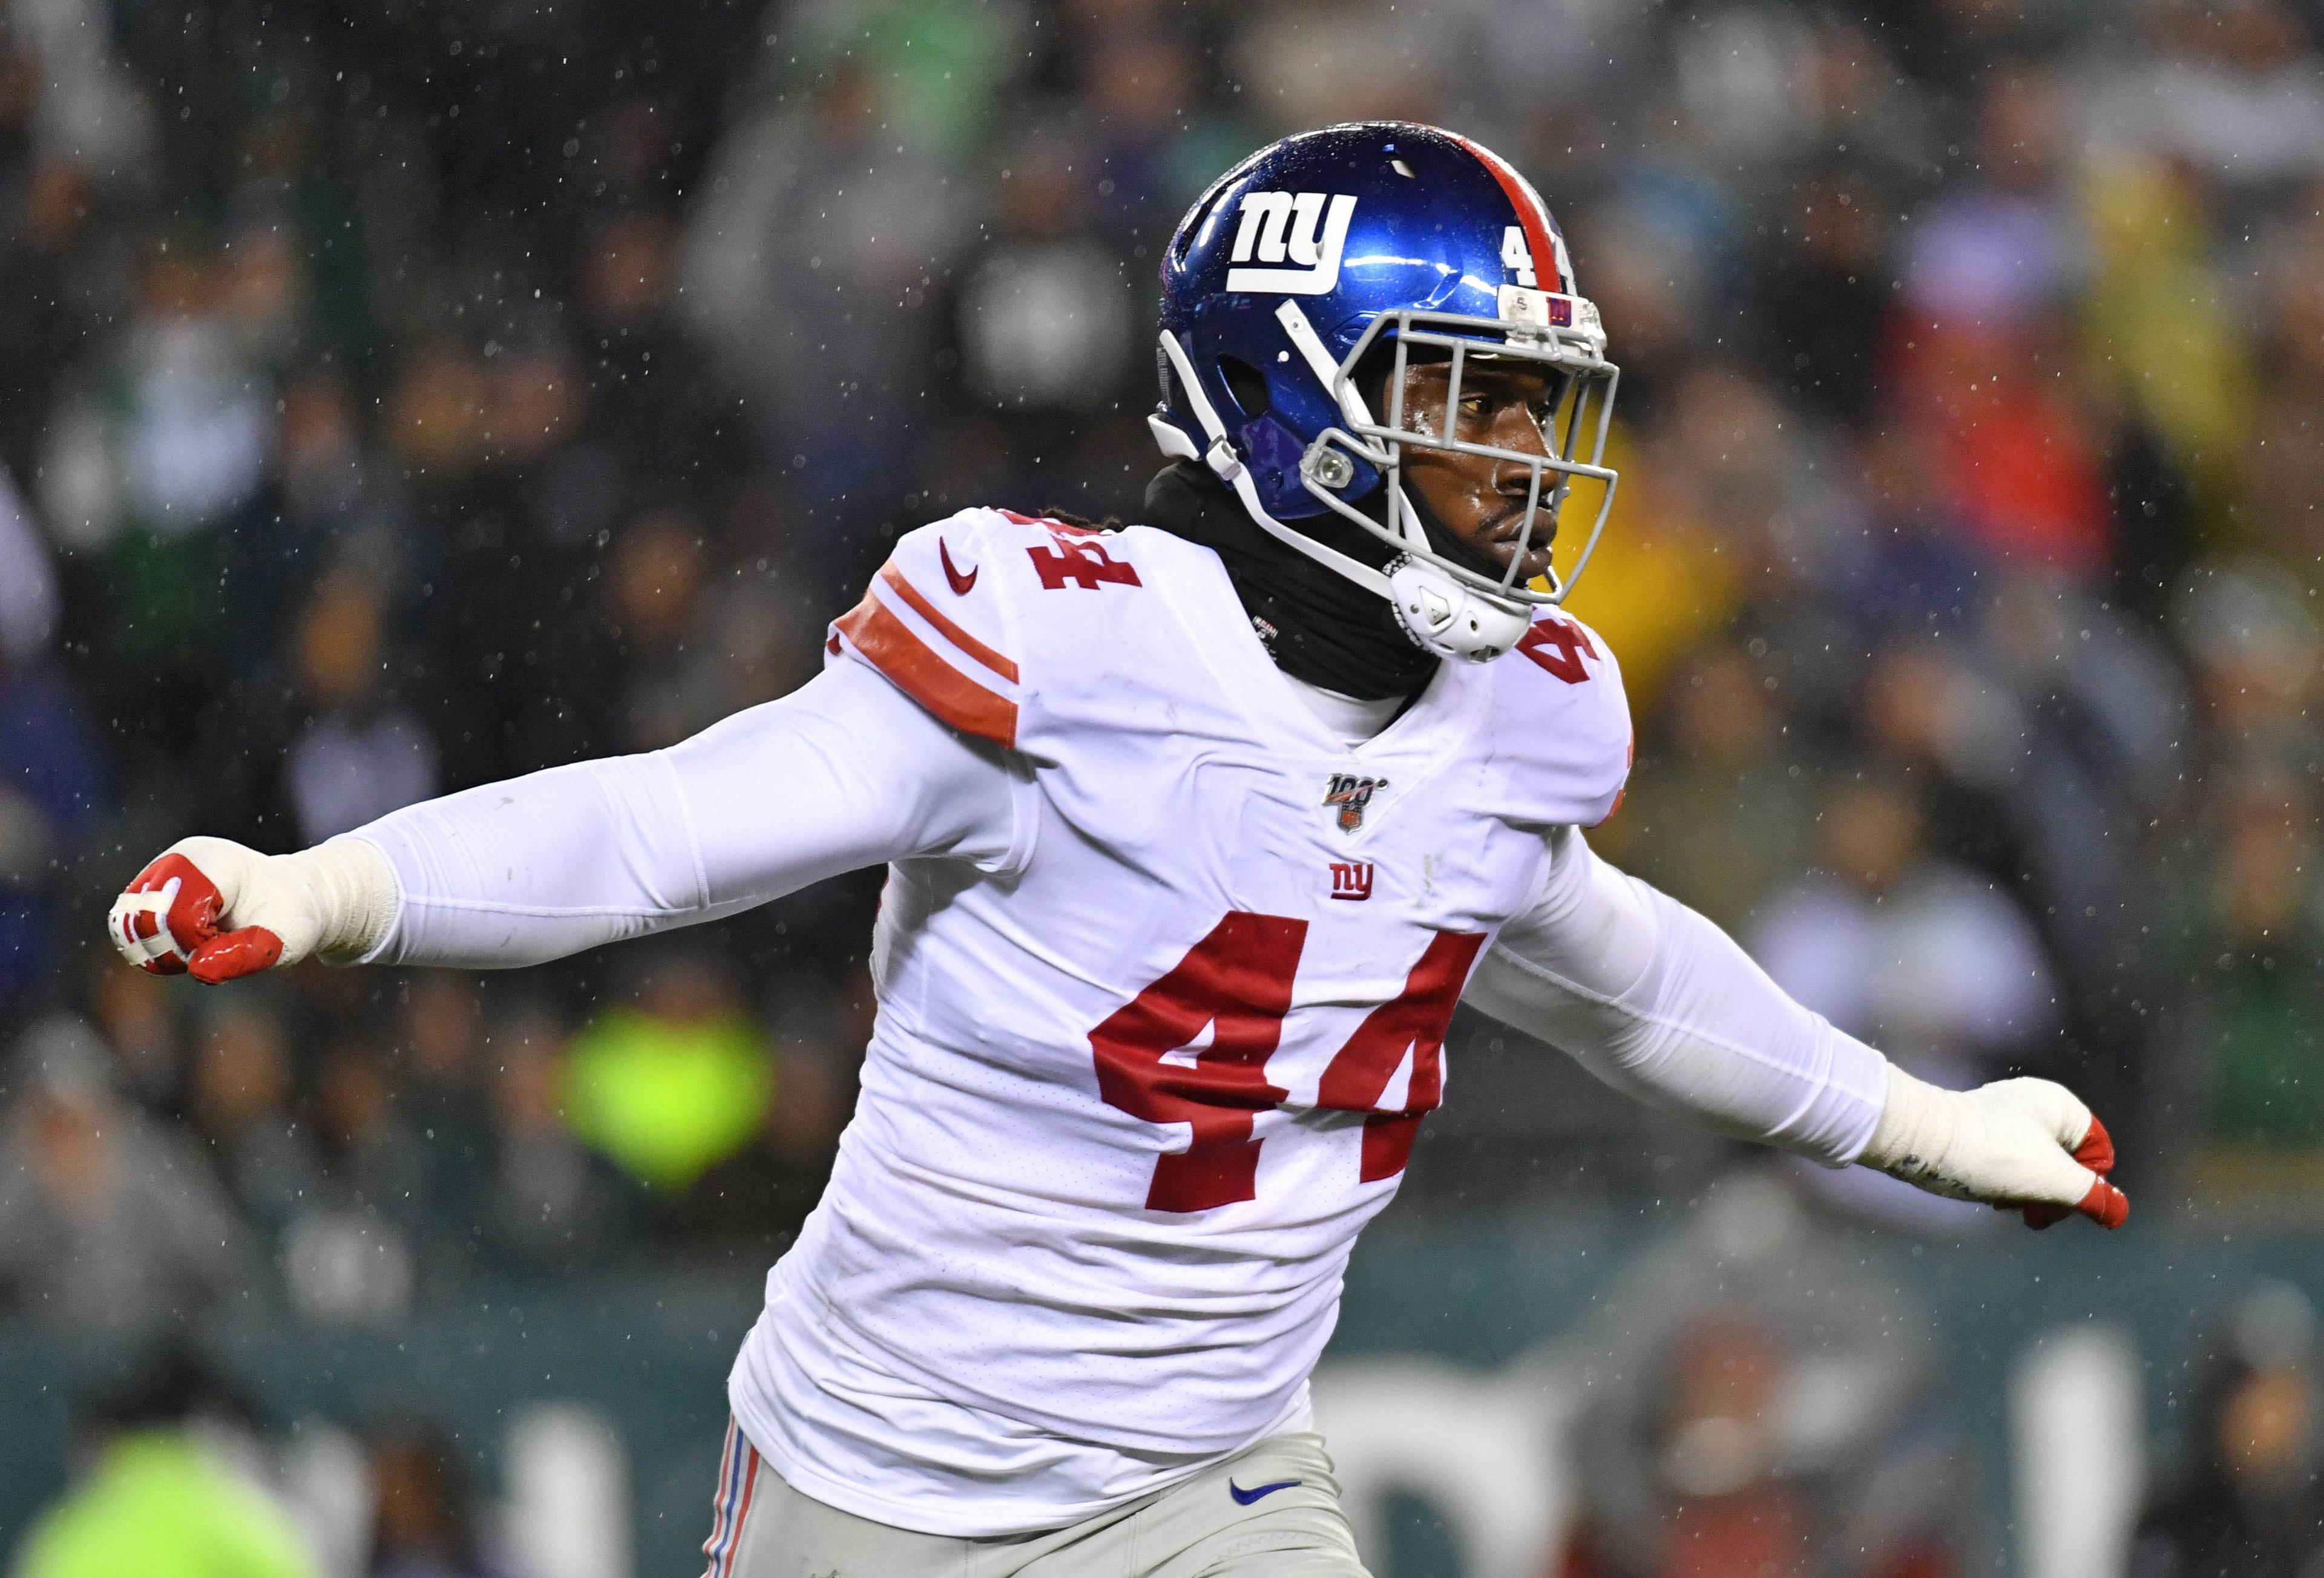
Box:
833 594 1017 748
878 563 1019 683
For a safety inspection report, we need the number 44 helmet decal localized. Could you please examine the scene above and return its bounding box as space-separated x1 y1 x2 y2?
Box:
1154 122 1621 664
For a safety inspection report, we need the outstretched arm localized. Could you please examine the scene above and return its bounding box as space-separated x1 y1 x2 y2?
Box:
108 658 1026 977
1463 826 2127 1228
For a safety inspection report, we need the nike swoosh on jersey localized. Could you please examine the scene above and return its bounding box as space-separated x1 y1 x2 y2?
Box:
1227 1478 1301 1505
940 539 977 595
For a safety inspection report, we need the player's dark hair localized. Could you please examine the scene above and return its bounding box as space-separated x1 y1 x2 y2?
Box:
1035 506 1124 532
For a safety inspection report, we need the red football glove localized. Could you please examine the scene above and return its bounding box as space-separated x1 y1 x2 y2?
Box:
2017 1115 2129 1231
108 842 286 983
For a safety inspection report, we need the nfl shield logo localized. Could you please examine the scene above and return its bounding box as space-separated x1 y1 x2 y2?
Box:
1322 773 1387 833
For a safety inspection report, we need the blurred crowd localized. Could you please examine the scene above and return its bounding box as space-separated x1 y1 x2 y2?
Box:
1540 1184 2324 1578
1 0 2322 1563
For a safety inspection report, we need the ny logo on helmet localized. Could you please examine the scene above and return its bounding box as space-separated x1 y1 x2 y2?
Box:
1226 192 1357 296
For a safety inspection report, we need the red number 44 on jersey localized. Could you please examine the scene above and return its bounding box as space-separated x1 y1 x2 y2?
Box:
1092 912 1483 1213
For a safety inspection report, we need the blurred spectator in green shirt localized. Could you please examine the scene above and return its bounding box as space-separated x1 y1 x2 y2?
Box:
560 946 773 1195
10 1352 320 1578
2158 562 2324 1204
2158 759 2324 1200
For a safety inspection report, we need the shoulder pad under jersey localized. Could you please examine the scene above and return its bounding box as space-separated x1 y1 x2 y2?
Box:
826 508 1146 750
1489 607 1634 828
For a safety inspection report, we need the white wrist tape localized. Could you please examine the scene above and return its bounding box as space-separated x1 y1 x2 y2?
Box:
278 839 400 964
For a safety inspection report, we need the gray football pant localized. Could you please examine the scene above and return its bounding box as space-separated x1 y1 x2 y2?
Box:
701 1426 1372 1577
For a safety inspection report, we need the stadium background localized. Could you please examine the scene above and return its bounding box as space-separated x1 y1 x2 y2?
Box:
1 0 2320 1573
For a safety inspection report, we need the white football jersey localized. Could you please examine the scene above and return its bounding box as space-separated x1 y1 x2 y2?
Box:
729 506 1631 1534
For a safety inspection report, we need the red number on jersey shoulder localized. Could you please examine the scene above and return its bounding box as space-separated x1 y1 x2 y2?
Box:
1028 536 1142 591
1515 615 1598 684
1091 914 1483 1211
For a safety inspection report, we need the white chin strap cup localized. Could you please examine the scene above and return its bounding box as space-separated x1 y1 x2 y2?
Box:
1387 558 1532 663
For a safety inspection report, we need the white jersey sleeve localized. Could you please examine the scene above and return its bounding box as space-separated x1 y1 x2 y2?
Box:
353 658 1026 969
1463 825 1889 1166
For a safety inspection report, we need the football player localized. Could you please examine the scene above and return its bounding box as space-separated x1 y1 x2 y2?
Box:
108 124 2126 1578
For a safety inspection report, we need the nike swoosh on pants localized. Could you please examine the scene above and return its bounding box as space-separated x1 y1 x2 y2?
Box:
1227 1478 1301 1505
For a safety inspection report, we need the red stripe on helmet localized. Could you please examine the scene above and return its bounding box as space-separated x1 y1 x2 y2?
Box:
1446 132 1564 292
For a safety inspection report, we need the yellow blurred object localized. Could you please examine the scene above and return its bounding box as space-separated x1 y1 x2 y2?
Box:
1542 422 1745 716
2081 158 2251 520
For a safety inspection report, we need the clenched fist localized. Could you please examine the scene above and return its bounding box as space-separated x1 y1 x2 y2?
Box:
1861 1067 2130 1230
108 836 398 983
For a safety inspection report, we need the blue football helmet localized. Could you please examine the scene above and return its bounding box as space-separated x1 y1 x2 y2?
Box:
1152 122 1620 662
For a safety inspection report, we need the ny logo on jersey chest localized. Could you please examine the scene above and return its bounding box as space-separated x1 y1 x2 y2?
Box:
1322 773 1387 833
1328 861 1375 902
